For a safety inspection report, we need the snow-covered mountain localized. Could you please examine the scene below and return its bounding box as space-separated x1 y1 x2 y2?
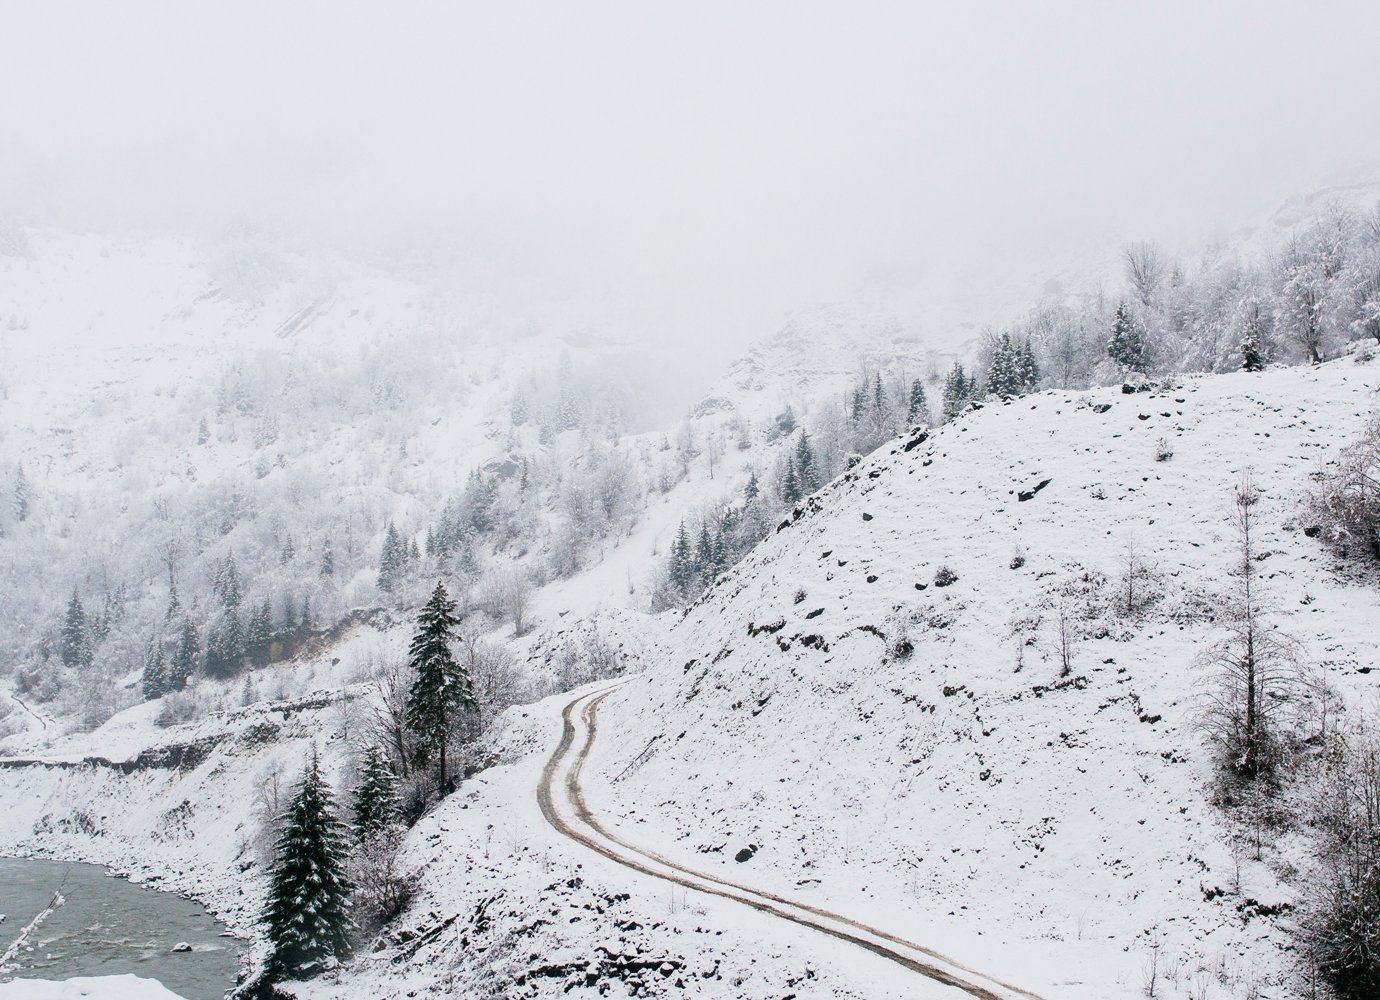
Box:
3 350 1375 999
0 229 938 741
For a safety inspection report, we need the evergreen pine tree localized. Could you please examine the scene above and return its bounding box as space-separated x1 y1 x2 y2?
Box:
942 363 970 422
669 522 694 596
352 744 402 844
906 379 929 425
168 617 199 690
986 333 1016 396
795 430 818 494
1107 303 1148 372
281 535 296 565
1019 339 1041 391
319 539 335 578
214 553 242 610
378 522 404 593
300 595 312 629
849 384 866 422
782 458 801 505
141 642 166 701
60 589 91 668
13 463 30 523
219 606 245 673
743 470 760 504
695 524 716 587
262 752 353 980
280 594 298 634
1241 333 1265 372
248 598 273 665
405 583 474 793
165 583 182 623
872 372 885 413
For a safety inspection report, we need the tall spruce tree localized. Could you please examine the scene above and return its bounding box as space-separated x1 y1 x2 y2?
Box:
669 522 694 597
248 598 273 665
941 363 971 422
378 522 404 593
405 582 474 794
214 553 242 609
695 523 716 587
1107 302 1148 373
262 752 353 980
13 463 30 523
986 333 1018 396
168 617 199 690
906 379 929 425
743 470 761 504
352 744 402 843
781 458 801 505
141 642 166 701
319 539 335 578
795 430 818 494
60 589 91 668
1019 338 1040 390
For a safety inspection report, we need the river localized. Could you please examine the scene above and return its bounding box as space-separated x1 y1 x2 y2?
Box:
0 858 242 1000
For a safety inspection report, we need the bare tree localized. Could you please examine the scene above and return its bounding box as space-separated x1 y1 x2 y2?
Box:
349 826 414 929
1198 472 1309 778
480 566 534 636
461 635 529 730
369 653 415 778
1054 594 1076 677
1123 242 1168 309
1118 533 1157 617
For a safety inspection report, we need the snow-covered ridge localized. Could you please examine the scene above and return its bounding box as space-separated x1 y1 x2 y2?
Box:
585 354 1380 998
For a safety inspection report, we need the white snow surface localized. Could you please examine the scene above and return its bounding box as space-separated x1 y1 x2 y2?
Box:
0 354 1377 999
583 354 1380 998
0 974 187 1000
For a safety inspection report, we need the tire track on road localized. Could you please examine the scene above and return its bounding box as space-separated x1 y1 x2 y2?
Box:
538 682 1048 1000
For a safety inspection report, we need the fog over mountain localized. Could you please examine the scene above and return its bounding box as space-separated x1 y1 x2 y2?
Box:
4 5 1380 1000
6 1 1380 401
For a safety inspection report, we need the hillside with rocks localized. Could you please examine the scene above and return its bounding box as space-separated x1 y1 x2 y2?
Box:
581 352 1380 998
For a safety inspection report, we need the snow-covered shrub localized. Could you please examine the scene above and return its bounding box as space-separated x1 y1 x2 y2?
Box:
1308 724 1380 999
1155 436 1174 462
349 828 415 930
933 565 958 587
1310 413 1380 561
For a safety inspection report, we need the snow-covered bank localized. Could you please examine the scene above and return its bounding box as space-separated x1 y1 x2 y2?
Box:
0 975 189 1000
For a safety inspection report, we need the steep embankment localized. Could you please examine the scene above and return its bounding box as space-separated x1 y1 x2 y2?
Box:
582 355 1380 998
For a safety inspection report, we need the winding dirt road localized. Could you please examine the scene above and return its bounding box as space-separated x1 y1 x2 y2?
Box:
538 681 1048 1000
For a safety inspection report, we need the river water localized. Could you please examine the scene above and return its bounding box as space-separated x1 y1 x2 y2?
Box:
0 858 242 1000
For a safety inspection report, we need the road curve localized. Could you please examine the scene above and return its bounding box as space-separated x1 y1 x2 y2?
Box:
537 681 1048 1000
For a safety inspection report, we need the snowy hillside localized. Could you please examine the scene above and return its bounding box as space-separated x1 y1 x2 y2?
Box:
0 230 938 741
5 355 1375 999
579 353 1380 998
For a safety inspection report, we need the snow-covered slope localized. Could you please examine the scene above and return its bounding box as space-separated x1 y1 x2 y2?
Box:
581 353 1380 998
3 355 1377 999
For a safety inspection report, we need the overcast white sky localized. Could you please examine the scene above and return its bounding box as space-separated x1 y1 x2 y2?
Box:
4 1 1379 372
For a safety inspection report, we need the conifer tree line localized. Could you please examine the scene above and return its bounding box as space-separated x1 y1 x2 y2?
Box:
260 580 476 982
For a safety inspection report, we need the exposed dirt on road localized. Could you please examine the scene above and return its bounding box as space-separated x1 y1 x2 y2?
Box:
538 683 1048 1000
